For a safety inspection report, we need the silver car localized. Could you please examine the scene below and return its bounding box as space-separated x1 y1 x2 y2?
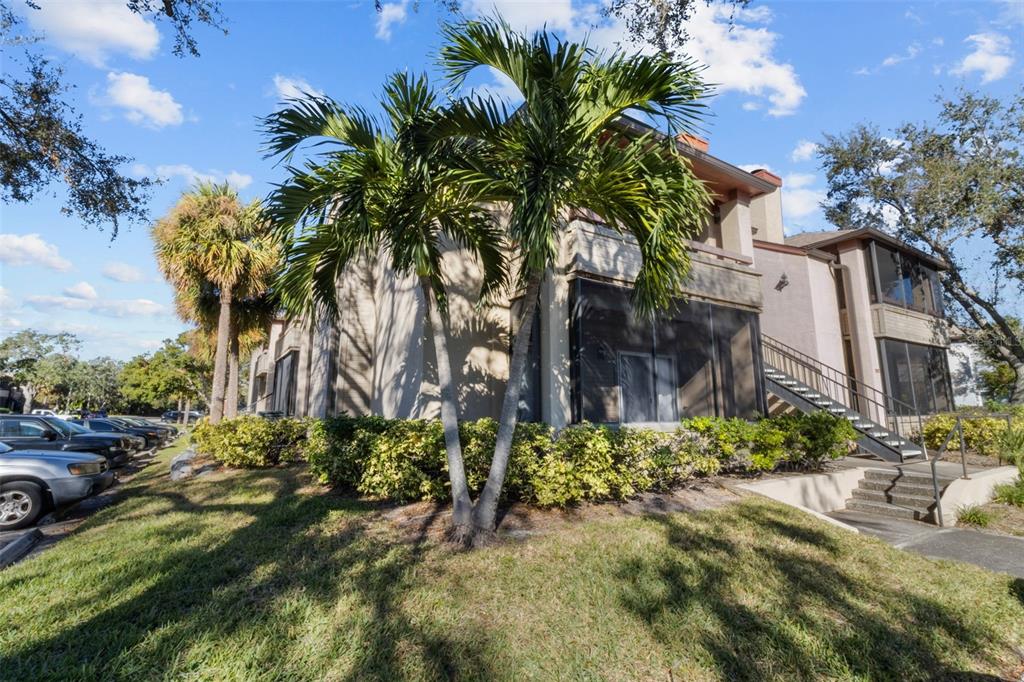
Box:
0 441 115 530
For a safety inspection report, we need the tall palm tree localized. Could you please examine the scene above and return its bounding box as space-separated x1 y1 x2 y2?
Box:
173 279 276 418
153 183 280 424
437 18 714 540
261 72 505 540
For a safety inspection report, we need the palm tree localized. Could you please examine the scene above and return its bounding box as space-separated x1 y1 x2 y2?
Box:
153 183 280 424
261 72 505 541
173 279 276 418
437 18 714 540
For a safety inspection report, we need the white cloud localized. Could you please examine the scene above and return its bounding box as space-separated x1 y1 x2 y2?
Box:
64 281 98 301
738 163 774 173
459 3 804 116
790 140 818 162
781 174 825 226
881 42 921 67
20 1 159 67
102 262 144 283
225 171 254 189
106 72 184 128
26 295 165 318
671 5 805 116
271 74 324 102
462 0 574 34
0 286 14 310
0 317 23 330
376 0 409 40
785 172 816 189
135 164 252 189
951 33 1014 83
469 68 523 104
0 233 72 271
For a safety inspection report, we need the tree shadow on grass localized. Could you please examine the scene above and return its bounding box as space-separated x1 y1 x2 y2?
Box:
0 466 498 681
615 500 1021 681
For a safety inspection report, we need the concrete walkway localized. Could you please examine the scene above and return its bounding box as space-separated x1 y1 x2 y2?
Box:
828 509 1024 579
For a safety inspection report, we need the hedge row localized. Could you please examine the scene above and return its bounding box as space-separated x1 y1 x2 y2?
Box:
191 412 856 508
921 411 1024 461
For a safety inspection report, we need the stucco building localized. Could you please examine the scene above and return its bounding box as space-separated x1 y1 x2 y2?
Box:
247 118 954 460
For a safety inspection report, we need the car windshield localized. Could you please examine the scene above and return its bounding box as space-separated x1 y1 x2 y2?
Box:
43 417 89 435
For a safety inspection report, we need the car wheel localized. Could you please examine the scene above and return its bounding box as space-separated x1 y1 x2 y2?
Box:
0 482 43 530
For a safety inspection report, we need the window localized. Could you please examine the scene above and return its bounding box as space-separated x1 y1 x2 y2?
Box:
271 351 299 416
571 279 761 423
89 421 115 432
0 418 48 438
878 339 952 416
869 242 943 316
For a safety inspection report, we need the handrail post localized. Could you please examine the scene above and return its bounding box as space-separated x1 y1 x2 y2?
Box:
957 416 968 480
931 455 944 527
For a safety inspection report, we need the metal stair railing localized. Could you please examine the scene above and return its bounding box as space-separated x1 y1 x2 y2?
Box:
761 335 926 455
926 413 1012 526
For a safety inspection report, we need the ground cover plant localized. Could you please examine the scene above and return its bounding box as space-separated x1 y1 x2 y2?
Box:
193 413 856 507
0 440 1022 680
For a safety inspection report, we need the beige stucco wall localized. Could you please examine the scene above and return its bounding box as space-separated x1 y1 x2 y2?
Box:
749 187 784 245
754 246 845 372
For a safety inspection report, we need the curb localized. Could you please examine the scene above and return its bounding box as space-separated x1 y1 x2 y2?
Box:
0 528 43 569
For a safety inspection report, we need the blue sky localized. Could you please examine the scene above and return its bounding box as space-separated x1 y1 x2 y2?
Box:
0 0 1021 359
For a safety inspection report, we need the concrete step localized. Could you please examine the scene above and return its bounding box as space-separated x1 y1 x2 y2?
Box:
858 478 939 496
862 468 956 486
845 499 936 522
851 487 936 509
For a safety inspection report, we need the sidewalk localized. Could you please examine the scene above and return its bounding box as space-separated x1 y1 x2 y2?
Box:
828 509 1024 578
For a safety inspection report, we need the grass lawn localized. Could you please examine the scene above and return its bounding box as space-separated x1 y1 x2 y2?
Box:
1 441 1022 681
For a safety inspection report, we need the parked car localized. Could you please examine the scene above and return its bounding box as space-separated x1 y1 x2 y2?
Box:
29 409 56 417
161 410 201 424
112 416 178 440
0 441 114 530
0 415 134 467
72 418 166 450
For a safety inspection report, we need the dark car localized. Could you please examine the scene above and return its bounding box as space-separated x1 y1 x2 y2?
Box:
72 418 163 450
113 416 178 441
0 442 114 529
0 415 133 468
161 410 201 424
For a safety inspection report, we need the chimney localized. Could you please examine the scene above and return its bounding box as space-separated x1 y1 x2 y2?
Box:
751 169 783 187
677 133 710 153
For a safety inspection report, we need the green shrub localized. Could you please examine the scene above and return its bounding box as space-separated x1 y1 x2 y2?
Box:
789 411 858 468
956 504 992 527
259 412 857 507
999 425 1024 471
357 420 448 501
922 414 1011 459
191 415 308 468
993 478 1024 508
306 415 393 487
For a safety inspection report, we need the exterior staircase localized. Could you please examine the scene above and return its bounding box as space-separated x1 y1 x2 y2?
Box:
761 335 926 464
841 468 957 522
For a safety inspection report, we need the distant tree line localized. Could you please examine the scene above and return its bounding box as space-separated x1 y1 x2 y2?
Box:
0 329 214 415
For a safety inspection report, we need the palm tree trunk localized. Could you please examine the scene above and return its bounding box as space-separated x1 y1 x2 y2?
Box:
226 320 240 419
184 397 192 425
420 276 474 541
209 287 232 424
472 272 543 540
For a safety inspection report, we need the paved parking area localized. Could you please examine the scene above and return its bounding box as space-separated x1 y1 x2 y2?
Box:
0 448 160 567
828 509 1024 578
